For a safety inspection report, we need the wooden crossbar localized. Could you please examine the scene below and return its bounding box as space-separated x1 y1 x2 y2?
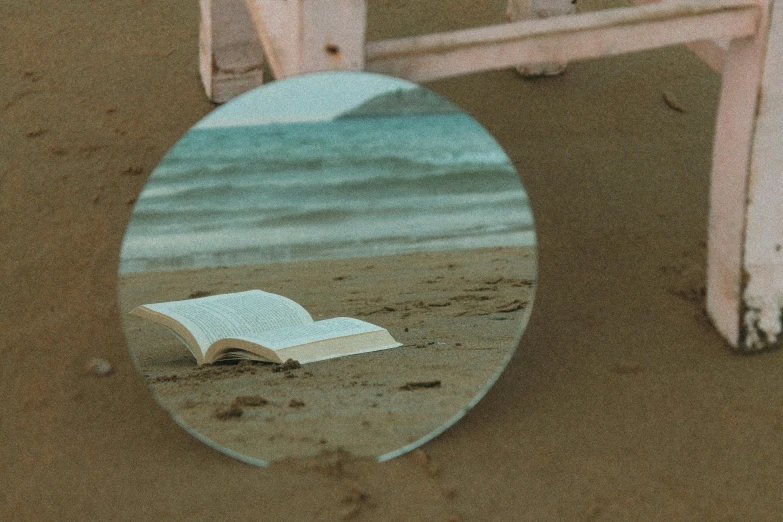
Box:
365 0 760 82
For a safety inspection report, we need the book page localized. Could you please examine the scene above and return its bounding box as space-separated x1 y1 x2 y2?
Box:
141 290 313 352
229 317 387 351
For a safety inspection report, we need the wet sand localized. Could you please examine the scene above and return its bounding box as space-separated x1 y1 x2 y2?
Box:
119 247 536 462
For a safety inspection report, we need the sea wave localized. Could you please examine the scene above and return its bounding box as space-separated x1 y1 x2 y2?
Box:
136 164 523 207
119 225 536 273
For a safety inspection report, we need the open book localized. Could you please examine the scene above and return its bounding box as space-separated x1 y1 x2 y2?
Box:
129 290 402 365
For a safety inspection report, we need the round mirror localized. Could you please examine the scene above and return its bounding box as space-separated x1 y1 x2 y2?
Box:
118 71 536 465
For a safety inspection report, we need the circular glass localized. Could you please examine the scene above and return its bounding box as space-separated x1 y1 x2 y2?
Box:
117 71 537 465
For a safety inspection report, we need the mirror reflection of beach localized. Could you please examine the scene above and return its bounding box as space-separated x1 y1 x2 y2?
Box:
117 72 537 464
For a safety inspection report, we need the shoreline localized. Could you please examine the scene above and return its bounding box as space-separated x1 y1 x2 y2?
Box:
117 238 537 275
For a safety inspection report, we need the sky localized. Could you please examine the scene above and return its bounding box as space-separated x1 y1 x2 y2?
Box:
194 72 418 128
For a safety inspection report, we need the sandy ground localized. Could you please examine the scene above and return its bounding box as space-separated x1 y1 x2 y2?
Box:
4 0 783 520
118 247 535 463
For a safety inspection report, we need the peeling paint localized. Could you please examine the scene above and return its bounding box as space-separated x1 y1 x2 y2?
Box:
742 268 783 350
742 305 781 350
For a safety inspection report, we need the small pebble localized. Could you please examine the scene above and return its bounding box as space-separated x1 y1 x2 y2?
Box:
84 357 113 377
273 359 301 372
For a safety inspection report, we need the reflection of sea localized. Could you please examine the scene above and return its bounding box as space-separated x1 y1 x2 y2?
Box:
119 113 534 273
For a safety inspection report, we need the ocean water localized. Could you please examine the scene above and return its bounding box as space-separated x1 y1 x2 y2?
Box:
119 113 534 273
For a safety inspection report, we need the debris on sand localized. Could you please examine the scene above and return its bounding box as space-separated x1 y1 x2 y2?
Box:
399 380 441 391
662 90 686 112
215 404 243 420
233 395 268 407
273 359 301 372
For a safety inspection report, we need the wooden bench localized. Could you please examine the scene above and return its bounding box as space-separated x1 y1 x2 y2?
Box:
198 0 783 352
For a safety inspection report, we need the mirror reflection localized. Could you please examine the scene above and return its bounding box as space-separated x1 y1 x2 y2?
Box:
118 72 536 464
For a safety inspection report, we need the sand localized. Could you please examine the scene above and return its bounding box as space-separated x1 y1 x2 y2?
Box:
5 0 783 520
118 247 536 462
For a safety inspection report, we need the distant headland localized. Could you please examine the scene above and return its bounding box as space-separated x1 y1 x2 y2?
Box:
335 87 462 119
